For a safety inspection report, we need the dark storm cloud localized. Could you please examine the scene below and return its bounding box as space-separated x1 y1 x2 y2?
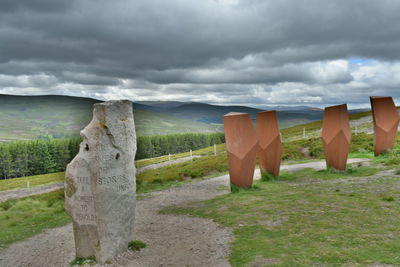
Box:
0 0 74 13
1 0 400 106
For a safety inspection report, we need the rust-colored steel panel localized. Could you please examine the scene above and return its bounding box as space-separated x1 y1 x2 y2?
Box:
224 112 258 188
322 104 351 171
370 96 400 156
256 110 282 176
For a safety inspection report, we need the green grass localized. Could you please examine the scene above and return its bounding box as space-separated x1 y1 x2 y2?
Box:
163 169 400 266
348 152 374 159
277 165 381 182
128 240 147 251
279 108 400 142
135 143 226 168
0 189 70 248
0 95 221 141
0 133 394 194
0 145 228 194
0 172 65 191
70 256 96 266
0 154 227 248
137 153 228 193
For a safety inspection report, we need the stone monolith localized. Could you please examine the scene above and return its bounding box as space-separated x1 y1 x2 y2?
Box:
65 100 137 264
224 112 258 189
370 96 400 156
256 110 282 176
322 104 351 171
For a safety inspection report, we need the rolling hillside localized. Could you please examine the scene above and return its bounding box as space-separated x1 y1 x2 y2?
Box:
138 101 370 128
0 94 373 142
0 95 222 141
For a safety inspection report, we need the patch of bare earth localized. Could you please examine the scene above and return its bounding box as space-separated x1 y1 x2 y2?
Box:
0 175 233 267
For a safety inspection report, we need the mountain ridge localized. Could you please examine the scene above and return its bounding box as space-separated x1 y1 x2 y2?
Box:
0 94 370 141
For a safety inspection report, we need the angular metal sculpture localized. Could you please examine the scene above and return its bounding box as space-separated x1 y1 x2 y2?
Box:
322 104 351 171
224 112 258 188
370 96 400 156
256 110 282 176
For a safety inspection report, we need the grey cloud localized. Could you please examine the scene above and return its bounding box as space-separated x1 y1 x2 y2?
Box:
1 0 400 107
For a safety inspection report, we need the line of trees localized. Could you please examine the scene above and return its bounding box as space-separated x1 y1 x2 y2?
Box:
136 132 225 159
0 139 81 179
0 133 225 179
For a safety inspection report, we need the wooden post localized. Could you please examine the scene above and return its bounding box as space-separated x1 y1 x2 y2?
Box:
355 121 358 135
214 144 217 156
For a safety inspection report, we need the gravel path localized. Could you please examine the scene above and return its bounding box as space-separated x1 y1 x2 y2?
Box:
0 174 233 267
0 182 64 203
281 158 371 172
0 158 371 267
136 155 201 174
0 155 200 203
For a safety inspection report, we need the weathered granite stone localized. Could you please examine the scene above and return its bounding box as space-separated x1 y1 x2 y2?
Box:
65 100 136 264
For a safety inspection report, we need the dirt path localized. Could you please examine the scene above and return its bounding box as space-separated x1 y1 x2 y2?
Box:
0 156 200 203
0 174 233 267
0 158 371 267
0 182 64 203
136 155 201 174
281 158 371 172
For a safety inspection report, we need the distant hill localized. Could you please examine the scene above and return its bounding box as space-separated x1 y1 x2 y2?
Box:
167 103 263 123
0 95 222 141
0 94 370 142
136 101 189 111
161 103 350 128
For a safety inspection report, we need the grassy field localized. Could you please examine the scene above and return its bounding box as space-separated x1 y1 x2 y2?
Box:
0 172 65 192
2 133 398 193
135 143 226 168
281 107 400 142
1 105 400 258
0 141 398 252
0 190 69 248
137 153 229 192
0 95 221 141
163 166 400 266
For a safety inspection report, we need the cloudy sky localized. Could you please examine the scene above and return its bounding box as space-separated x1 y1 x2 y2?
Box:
1 0 400 108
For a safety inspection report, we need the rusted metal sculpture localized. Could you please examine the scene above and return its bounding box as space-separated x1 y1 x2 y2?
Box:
224 112 258 188
256 110 282 176
370 96 400 156
322 104 351 171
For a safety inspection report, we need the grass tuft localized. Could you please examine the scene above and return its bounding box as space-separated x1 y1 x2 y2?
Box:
230 183 261 193
260 172 278 182
382 196 395 202
128 240 147 251
69 256 96 266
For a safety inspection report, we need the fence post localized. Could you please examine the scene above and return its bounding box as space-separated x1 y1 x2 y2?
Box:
27 181 30 188
355 121 358 135
303 128 306 139
190 149 193 160
168 153 171 161
214 144 217 156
